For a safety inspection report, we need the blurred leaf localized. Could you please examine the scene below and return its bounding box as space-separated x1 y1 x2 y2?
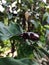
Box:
0 22 23 41
30 20 39 28
0 57 39 65
44 25 49 29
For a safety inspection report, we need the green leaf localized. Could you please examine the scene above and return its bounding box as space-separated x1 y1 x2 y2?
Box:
39 47 49 57
0 57 39 65
0 22 23 41
30 20 39 28
44 25 49 29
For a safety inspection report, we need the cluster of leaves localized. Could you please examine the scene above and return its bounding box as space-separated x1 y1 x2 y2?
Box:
0 0 49 65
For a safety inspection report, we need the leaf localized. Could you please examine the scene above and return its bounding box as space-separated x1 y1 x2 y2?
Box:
39 47 49 57
30 20 39 28
44 25 49 29
0 22 23 41
0 57 39 65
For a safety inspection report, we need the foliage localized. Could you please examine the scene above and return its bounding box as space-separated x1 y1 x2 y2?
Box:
0 22 22 40
0 0 49 65
0 58 39 65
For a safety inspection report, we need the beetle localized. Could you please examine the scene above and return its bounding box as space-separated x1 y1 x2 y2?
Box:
20 32 39 41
